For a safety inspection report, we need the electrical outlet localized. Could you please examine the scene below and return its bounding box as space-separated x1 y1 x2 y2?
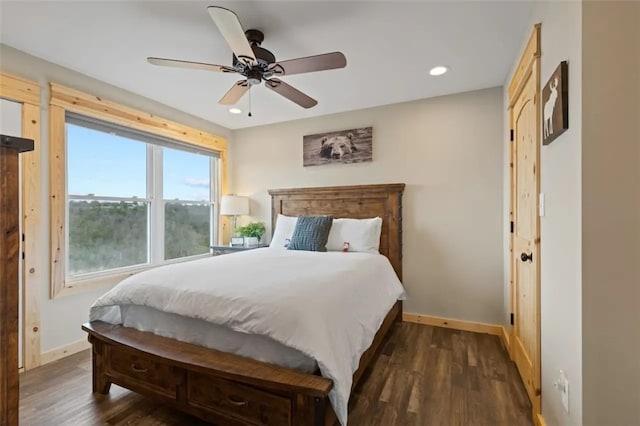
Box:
554 370 570 413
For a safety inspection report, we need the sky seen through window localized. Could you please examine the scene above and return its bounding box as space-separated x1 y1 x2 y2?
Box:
67 124 211 201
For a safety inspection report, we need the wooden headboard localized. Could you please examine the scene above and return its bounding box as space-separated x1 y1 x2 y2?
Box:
268 183 405 280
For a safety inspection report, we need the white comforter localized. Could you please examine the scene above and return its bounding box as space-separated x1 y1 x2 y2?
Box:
90 248 405 425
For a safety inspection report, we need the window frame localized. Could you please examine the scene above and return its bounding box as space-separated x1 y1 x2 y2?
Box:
49 83 228 298
1 71 43 369
64 128 219 282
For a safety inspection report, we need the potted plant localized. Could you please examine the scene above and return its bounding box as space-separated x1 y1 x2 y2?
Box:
236 221 266 246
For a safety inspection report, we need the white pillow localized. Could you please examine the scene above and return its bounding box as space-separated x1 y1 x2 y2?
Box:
269 214 298 249
326 217 383 253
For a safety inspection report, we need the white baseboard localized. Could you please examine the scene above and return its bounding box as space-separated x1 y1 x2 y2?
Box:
40 339 90 365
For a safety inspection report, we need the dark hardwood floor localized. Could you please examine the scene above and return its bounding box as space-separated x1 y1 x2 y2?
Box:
19 323 531 425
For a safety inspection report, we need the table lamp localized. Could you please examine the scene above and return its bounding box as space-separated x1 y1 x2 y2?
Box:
220 195 249 235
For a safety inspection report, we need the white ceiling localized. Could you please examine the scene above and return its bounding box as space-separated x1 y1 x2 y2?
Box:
0 1 533 130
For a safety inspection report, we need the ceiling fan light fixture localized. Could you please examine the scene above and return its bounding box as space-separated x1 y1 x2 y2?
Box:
229 108 242 114
429 66 449 76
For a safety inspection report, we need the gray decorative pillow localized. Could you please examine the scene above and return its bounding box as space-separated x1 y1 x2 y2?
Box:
287 215 334 252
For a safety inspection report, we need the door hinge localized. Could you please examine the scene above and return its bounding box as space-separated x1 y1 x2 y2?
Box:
22 252 25 260
510 129 514 142
510 221 514 233
510 313 514 325
22 233 25 242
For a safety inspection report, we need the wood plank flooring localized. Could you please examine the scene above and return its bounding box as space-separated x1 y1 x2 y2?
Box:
19 323 531 425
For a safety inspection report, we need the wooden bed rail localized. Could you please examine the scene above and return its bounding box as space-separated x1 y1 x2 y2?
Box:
83 322 333 425
83 321 333 397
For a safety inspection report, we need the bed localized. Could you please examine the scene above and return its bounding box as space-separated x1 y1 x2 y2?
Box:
82 183 405 426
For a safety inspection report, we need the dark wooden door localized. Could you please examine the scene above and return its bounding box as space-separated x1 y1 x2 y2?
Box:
0 135 34 426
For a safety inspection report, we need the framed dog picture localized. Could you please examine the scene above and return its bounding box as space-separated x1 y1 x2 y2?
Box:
542 61 569 145
303 126 372 167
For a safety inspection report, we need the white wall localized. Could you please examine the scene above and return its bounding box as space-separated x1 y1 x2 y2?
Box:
581 2 640 425
0 44 230 353
503 2 583 425
231 88 505 324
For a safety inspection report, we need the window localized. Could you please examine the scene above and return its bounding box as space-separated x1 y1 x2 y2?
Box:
65 114 219 281
163 146 214 260
49 83 227 298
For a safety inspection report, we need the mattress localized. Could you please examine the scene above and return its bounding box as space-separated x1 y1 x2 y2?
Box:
120 304 317 373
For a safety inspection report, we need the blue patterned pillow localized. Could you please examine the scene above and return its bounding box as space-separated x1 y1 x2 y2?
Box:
287 216 334 252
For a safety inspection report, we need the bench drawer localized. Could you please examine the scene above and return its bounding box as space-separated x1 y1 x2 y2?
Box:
187 372 291 426
107 347 179 398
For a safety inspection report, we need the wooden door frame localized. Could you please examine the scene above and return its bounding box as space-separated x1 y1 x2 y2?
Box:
0 72 42 371
507 24 541 417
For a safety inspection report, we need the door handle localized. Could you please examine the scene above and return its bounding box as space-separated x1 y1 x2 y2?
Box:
521 252 533 262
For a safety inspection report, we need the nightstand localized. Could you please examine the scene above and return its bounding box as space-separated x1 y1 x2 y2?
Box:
210 244 268 256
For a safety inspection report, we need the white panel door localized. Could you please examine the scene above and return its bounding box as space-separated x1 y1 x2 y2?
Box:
1 98 23 369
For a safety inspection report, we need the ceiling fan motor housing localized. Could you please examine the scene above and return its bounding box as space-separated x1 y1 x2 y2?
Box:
232 29 276 81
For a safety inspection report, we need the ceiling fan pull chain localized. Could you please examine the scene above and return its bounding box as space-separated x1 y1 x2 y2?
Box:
248 87 252 117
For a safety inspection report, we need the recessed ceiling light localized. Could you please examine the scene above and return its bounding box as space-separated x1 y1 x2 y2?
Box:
429 66 449 76
229 108 242 114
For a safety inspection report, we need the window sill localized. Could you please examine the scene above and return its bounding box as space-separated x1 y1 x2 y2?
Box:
53 269 141 299
52 253 213 299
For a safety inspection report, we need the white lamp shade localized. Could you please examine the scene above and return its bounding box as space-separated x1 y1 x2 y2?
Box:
220 195 249 216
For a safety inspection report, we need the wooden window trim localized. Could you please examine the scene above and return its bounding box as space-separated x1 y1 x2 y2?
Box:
0 72 42 370
49 83 228 299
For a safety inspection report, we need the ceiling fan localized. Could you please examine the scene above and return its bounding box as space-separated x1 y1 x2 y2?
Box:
147 6 347 110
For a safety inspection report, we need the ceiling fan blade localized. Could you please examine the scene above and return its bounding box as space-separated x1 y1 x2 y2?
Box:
270 52 346 76
265 78 317 109
207 6 256 65
147 57 235 73
219 80 250 105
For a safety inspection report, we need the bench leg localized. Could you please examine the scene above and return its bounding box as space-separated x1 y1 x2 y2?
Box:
90 340 111 394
